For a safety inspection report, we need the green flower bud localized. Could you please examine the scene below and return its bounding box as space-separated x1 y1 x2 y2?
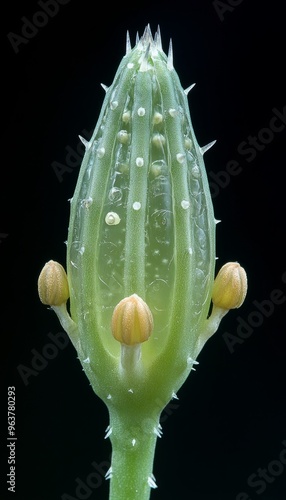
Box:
67 26 216 375
39 26 248 500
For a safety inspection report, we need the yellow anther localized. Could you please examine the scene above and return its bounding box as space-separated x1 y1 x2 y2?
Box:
212 262 247 310
38 260 69 306
112 294 153 346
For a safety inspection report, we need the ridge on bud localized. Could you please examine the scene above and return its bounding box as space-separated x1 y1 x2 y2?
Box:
111 294 154 346
38 260 69 306
212 262 247 310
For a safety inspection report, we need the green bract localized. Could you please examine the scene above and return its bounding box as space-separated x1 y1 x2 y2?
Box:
39 25 247 499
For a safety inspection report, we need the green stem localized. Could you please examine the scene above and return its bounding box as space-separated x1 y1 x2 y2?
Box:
108 409 160 500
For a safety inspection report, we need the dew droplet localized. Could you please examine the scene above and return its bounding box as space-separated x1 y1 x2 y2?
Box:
152 133 166 148
117 130 129 144
181 199 190 209
132 201 141 210
105 212 121 225
136 157 144 167
137 107 146 116
122 111 131 123
184 137 193 150
110 101 118 110
153 111 163 124
97 147 106 158
168 108 177 117
176 153 185 164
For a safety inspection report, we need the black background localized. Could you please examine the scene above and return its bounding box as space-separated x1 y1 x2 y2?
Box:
2 0 286 499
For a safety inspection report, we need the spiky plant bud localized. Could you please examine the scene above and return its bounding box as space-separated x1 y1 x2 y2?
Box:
212 262 247 310
39 26 248 500
38 260 69 306
112 294 153 345
67 25 216 369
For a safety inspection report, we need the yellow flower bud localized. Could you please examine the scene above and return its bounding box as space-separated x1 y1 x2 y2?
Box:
212 262 247 310
111 294 153 346
38 260 69 306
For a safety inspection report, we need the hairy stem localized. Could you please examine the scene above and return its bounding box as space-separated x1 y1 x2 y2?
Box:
108 409 159 500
